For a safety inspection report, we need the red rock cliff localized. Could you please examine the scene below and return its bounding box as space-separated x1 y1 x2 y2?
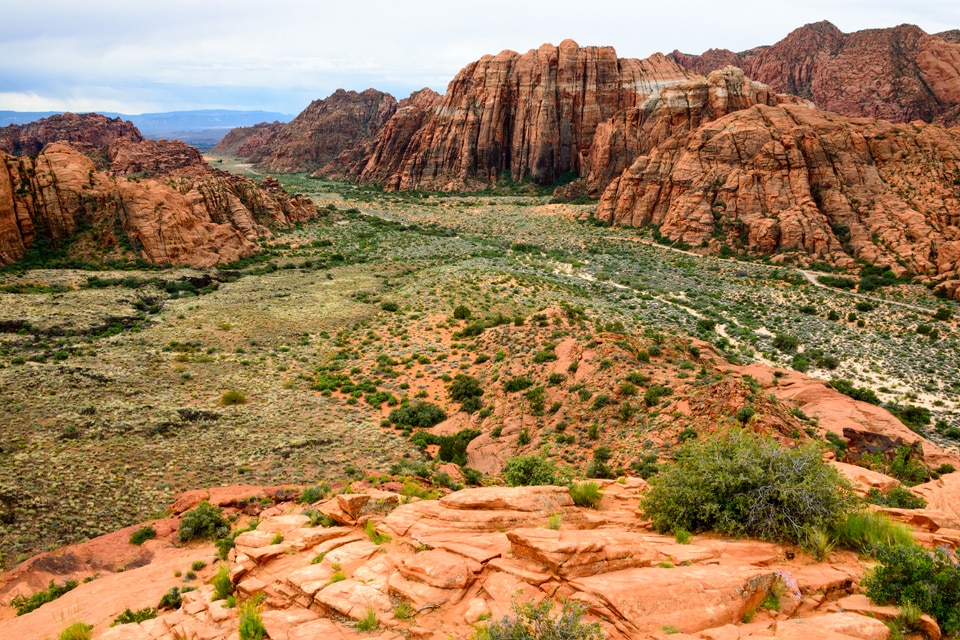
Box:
350 41 700 191
0 112 143 158
0 126 316 267
250 88 398 174
669 22 960 127
597 103 960 285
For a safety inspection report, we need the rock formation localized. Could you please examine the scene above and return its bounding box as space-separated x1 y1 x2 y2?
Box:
248 88 399 175
0 112 143 158
583 66 799 193
351 41 701 191
596 103 960 282
0 115 316 268
209 121 284 158
669 21 960 127
2 476 958 640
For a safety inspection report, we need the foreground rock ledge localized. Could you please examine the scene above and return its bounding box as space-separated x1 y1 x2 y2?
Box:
2 480 947 639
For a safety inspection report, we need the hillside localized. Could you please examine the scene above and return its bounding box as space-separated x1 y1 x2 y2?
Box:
0 114 316 267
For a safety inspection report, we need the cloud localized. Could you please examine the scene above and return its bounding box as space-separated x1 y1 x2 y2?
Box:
2 0 957 114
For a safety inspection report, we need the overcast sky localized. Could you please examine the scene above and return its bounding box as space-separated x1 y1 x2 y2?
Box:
1 0 957 116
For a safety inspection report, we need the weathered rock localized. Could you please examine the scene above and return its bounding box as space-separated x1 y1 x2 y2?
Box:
507 528 656 578
0 113 142 158
354 41 699 191
0 119 315 268
597 103 960 280
211 121 284 158
569 565 774 634
250 89 398 175
670 21 960 127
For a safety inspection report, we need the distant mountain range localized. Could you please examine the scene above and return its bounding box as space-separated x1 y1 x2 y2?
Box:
0 109 293 149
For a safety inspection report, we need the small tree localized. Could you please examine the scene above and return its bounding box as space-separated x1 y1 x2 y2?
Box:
641 430 855 543
178 501 229 543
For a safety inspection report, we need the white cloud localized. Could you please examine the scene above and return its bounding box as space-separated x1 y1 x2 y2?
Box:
2 0 957 114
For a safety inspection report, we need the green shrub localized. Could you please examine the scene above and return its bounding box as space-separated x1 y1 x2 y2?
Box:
357 608 379 631
643 384 672 407
641 430 855 543
220 390 247 406
11 579 79 615
238 600 267 640
158 587 182 610
111 607 157 626
834 511 915 554
504 455 566 486
772 333 799 353
453 305 472 319
828 379 880 405
380 301 399 312
299 483 331 504
178 501 230 542
364 519 391 545
212 564 233 600
129 525 156 546
389 401 447 428
449 374 484 402
504 376 534 392
865 486 926 510
473 599 603 640
864 544 960 636
569 481 603 508
59 622 93 640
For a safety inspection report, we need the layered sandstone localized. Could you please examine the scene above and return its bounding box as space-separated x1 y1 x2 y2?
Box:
597 103 960 280
351 41 701 191
2 478 953 640
584 66 798 193
0 138 315 267
670 21 960 127
0 113 143 158
249 88 398 174
209 121 284 158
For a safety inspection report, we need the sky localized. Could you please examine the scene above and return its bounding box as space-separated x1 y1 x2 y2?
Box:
1 0 957 116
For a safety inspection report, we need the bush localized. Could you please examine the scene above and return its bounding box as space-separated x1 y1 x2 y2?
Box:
238 600 267 640
641 430 855 543
833 511 916 554
389 401 447 428
111 607 157 626
504 376 535 392
129 525 156 546
829 379 881 405
504 455 566 487
772 333 799 353
380 301 399 312
474 599 603 640
211 564 233 600
12 579 79 615
220 390 247 406
158 587 182 610
59 622 93 640
570 481 604 508
449 374 484 402
299 483 331 504
865 486 927 510
453 305 472 319
178 501 230 542
864 544 960 636
644 384 672 407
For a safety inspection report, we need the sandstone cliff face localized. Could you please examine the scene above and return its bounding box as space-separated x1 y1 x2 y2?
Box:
209 121 284 158
0 113 143 158
597 103 960 281
669 21 960 127
584 66 798 193
250 88 398 174
0 138 316 268
351 41 700 191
